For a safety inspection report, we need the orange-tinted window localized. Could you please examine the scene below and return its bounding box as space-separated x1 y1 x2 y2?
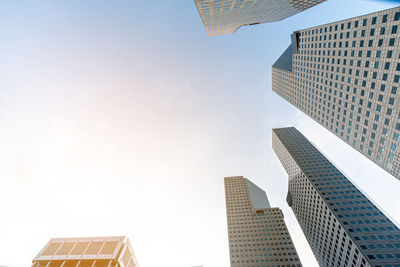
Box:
70 242 89 255
122 248 132 266
99 241 119 255
46 261 63 267
63 260 79 267
93 260 111 267
42 243 62 255
84 241 104 255
56 242 74 255
78 261 94 267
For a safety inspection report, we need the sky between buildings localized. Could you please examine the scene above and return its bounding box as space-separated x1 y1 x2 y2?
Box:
1 0 400 266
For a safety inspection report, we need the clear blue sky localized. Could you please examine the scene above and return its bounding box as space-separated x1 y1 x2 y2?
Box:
1 0 400 266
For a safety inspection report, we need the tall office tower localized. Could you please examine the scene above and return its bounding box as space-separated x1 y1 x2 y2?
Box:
32 236 138 267
224 176 302 267
272 127 400 266
194 0 326 36
272 7 400 180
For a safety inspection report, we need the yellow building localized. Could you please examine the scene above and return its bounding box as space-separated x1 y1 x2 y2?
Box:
32 236 138 267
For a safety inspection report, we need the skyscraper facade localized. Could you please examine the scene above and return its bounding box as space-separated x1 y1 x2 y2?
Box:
272 127 400 267
194 0 326 36
32 236 138 267
272 7 400 180
224 176 302 267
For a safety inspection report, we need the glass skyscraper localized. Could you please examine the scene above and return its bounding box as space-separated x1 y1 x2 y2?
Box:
224 176 302 267
272 7 400 180
272 127 400 267
194 0 326 36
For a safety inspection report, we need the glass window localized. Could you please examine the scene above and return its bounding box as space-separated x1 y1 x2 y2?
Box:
395 12 400 21
391 143 397 151
370 28 375 36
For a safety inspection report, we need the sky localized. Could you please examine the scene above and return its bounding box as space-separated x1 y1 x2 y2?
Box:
1 0 400 266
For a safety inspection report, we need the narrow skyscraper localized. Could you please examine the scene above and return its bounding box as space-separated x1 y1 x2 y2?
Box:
272 7 400 180
272 127 400 266
32 236 138 267
224 176 302 266
194 0 326 36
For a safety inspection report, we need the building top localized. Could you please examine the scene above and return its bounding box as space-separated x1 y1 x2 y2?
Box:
33 236 126 261
272 45 293 72
224 175 302 266
194 0 326 36
297 5 400 32
224 176 271 211
244 178 271 211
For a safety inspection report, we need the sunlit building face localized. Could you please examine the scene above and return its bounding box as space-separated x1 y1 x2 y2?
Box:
194 0 326 36
32 236 138 267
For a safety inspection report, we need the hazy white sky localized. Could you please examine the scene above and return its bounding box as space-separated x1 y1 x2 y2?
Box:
1 0 400 266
